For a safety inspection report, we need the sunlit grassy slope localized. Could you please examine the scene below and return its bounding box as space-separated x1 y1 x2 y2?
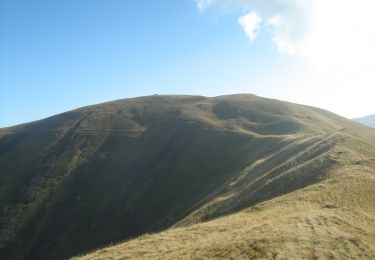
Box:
76 135 375 259
1 94 374 259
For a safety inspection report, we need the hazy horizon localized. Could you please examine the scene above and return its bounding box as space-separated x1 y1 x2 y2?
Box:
1 0 374 127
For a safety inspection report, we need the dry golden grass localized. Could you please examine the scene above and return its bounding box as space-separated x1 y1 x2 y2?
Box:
74 138 375 259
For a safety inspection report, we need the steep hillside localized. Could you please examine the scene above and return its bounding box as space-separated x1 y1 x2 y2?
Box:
1 94 374 259
77 117 375 259
76 147 375 259
354 114 375 128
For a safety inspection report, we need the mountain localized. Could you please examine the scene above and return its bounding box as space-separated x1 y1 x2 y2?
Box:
1 94 374 259
354 114 375 128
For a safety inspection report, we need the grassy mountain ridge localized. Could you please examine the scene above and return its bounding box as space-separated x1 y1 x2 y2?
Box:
76 157 375 259
78 126 375 259
1 94 374 259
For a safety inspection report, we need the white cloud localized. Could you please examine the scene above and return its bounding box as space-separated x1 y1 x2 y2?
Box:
196 0 375 117
196 0 314 55
238 12 261 42
197 0 375 68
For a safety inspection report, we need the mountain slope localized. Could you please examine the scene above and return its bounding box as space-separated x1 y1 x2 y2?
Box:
354 114 375 128
1 94 374 259
77 114 375 259
76 156 375 259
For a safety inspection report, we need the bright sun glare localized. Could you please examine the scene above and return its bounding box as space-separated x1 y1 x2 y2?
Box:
306 0 375 117
199 0 375 118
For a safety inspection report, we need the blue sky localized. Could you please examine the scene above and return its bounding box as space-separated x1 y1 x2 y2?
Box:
1 0 374 127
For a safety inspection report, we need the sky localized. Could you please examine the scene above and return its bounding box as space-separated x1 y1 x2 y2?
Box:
1 0 374 127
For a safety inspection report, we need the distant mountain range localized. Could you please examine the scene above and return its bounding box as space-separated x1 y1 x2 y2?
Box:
354 114 375 128
1 95 375 259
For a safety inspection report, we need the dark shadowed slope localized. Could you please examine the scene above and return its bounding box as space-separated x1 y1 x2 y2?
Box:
354 114 375 128
1 94 374 259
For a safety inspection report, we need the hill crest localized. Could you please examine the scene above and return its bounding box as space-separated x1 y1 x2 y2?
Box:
0 94 374 259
